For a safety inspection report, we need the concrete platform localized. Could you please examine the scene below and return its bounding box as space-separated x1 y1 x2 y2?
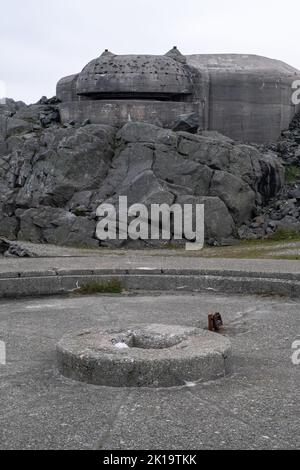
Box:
0 249 299 449
1 253 300 298
0 292 299 449
57 324 232 387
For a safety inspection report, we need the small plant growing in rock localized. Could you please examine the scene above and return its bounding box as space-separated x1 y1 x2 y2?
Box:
285 165 300 183
73 208 86 217
74 279 123 295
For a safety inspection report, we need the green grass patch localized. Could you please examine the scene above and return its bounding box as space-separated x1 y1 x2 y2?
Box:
74 279 123 295
238 229 300 246
73 208 87 217
272 255 300 261
285 165 300 183
191 234 300 260
268 228 300 242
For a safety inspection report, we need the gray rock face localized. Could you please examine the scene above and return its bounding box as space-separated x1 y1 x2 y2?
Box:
172 112 199 133
14 124 115 208
18 206 98 247
0 215 18 239
6 118 34 138
209 171 256 225
276 216 300 233
177 195 235 241
0 99 61 140
0 103 285 247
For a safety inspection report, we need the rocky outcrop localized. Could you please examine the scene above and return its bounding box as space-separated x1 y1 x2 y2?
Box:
0 99 285 247
17 206 99 247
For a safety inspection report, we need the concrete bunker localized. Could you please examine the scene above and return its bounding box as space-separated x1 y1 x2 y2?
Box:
57 48 300 143
76 47 193 102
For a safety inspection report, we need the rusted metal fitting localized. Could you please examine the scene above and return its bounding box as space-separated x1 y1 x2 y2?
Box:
208 313 223 332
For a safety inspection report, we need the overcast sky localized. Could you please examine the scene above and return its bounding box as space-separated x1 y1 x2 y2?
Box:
1 0 299 104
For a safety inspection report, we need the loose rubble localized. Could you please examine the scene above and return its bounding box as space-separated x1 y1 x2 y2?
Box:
239 112 300 240
0 237 35 257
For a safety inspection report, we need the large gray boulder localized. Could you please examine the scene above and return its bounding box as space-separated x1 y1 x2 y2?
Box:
178 131 284 202
0 99 27 139
6 118 34 138
209 171 256 224
172 112 199 133
177 195 235 241
117 122 178 147
276 216 300 233
0 99 60 139
3 124 115 209
0 111 286 247
0 215 18 239
18 206 98 247
119 170 175 207
153 144 213 196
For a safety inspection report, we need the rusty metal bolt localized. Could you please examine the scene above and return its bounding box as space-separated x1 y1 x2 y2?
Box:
208 313 223 332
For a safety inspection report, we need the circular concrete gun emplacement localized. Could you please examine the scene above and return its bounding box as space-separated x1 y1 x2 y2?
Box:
57 324 232 388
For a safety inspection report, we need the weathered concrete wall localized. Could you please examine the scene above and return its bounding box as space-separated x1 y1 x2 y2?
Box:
206 72 297 142
56 74 79 103
59 100 198 128
187 54 300 143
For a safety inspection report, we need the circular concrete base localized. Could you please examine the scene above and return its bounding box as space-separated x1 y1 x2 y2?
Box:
57 324 232 388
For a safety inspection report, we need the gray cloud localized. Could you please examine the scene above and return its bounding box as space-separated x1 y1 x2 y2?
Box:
1 0 299 104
